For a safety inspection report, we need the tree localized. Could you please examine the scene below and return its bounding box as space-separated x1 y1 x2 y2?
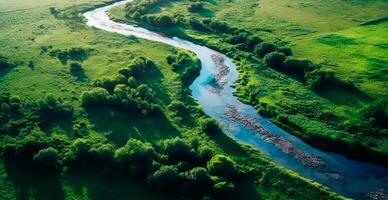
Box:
207 154 236 178
70 62 83 74
213 181 235 197
364 101 388 128
114 139 156 176
201 118 222 135
80 88 110 107
33 147 59 169
277 46 293 56
148 165 183 192
188 2 203 12
255 42 277 58
263 52 286 69
284 57 315 74
162 137 192 163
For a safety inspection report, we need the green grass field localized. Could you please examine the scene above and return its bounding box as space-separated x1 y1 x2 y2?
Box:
108 0 388 165
0 0 349 199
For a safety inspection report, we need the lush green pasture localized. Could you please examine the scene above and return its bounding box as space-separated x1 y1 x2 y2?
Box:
0 0 348 199
109 0 388 165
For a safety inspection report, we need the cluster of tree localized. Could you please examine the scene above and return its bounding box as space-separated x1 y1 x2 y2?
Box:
0 55 16 72
125 0 170 19
1 132 245 198
41 46 91 63
81 58 160 115
0 93 74 136
223 32 263 52
69 62 84 75
166 52 200 85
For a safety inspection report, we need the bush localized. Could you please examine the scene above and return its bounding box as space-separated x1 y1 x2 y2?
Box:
148 165 183 192
114 139 156 176
81 88 110 107
283 57 315 74
93 75 127 93
70 62 83 74
201 118 222 135
263 52 286 69
207 154 236 179
33 147 59 169
162 137 192 163
277 46 293 56
213 181 235 197
185 167 212 191
255 42 277 58
38 94 73 126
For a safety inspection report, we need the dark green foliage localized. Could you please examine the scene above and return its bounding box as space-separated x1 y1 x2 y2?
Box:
162 137 192 163
364 101 388 128
81 87 110 107
33 147 59 169
38 94 73 126
3 129 49 158
283 57 315 75
213 181 235 197
305 69 354 92
277 46 293 56
46 47 92 64
63 136 115 166
207 154 237 179
114 139 156 176
201 118 222 135
188 2 203 12
70 62 83 74
93 74 127 94
185 167 212 191
224 32 262 51
0 55 15 72
128 56 156 77
255 42 277 58
148 165 183 191
263 52 286 69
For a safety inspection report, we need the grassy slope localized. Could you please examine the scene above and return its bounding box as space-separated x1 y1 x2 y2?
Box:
0 0 346 200
117 0 388 163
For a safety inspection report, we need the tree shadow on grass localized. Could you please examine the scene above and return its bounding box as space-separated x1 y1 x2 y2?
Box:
208 132 248 157
65 168 180 200
3 159 64 200
317 84 373 105
86 107 181 146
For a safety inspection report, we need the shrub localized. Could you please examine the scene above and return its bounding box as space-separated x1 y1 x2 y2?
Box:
185 167 212 190
70 62 83 74
80 88 110 107
38 94 73 126
114 139 156 176
213 181 235 197
162 137 192 163
255 42 277 58
93 75 127 93
148 165 183 192
201 118 222 135
283 57 315 74
277 46 293 56
263 52 286 69
33 147 59 169
207 154 236 178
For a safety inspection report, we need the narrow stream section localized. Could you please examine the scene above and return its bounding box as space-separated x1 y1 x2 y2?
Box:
84 1 388 199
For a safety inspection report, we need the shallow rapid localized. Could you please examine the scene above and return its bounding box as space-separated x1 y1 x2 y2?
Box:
84 1 388 199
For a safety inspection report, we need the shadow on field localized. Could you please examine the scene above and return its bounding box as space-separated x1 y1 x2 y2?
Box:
317 85 373 105
65 168 178 200
86 107 180 145
3 160 64 200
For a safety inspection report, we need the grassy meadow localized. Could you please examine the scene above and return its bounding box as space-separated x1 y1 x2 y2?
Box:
0 0 349 199
108 0 388 165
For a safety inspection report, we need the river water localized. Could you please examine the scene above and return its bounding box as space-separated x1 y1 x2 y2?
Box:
84 1 388 199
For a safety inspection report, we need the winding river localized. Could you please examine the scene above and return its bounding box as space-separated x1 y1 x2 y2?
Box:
84 1 388 199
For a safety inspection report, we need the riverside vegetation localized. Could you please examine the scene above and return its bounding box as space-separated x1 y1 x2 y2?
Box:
0 0 348 199
108 0 388 165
